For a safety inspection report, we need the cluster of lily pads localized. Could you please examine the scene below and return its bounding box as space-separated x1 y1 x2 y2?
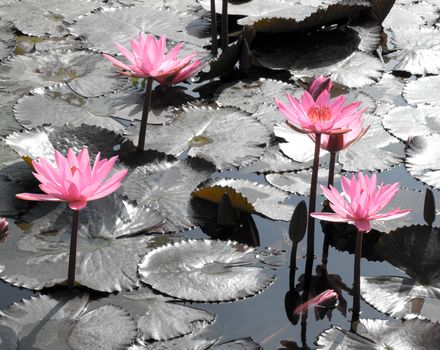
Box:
0 0 440 349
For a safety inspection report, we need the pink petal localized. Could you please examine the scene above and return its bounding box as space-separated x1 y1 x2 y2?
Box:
16 193 64 202
310 212 351 223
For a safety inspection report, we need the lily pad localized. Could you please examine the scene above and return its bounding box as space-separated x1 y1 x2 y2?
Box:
405 135 440 188
0 199 166 291
0 21 15 60
215 79 301 114
0 50 125 97
388 27 440 75
122 156 215 232
129 334 218 350
0 91 21 136
0 292 137 350
13 84 127 131
193 178 295 221
382 5 425 31
5 123 131 165
361 276 440 322
0 175 28 217
382 105 440 142
317 318 440 350
0 0 102 37
138 239 275 302
126 105 271 170
69 6 210 54
403 76 440 107
96 288 215 341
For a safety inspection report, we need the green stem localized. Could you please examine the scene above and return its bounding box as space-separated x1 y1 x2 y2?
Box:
210 0 218 54
67 210 79 289
137 77 153 152
221 0 228 51
351 229 363 331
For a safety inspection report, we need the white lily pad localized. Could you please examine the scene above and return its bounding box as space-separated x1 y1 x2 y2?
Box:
122 157 215 232
388 26 440 75
14 84 127 131
96 288 215 341
317 318 440 350
138 239 275 302
403 76 440 107
0 199 166 291
69 6 210 53
0 293 137 350
382 105 440 142
405 135 440 188
382 5 425 31
0 50 125 97
126 105 271 170
361 276 440 322
192 178 295 221
0 0 102 37
0 20 15 60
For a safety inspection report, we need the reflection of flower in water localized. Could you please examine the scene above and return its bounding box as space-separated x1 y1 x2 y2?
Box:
0 218 8 243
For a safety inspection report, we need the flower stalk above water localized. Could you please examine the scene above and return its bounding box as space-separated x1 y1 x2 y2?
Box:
102 33 202 151
16 148 128 288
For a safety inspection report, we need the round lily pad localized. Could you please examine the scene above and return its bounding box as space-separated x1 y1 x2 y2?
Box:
0 50 125 97
403 76 440 107
0 292 137 350
138 239 275 302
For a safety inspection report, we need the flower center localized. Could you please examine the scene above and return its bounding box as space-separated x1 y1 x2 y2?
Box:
307 105 331 122
71 166 78 175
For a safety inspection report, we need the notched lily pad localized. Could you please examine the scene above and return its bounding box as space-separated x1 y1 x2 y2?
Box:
14 84 126 131
193 178 295 221
403 76 440 107
69 6 210 54
122 157 215 232
126 105 271 170
405 135 440 188
138 239 275 302
317 318 440 350
0 50 125 97
0 91 21 136
0 292 137 350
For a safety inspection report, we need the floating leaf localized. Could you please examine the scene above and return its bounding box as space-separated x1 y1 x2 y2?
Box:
0 201 166 291
361 276 440 322
317 318 440 350
0 176 28 217
126 106 271 170
138 239 275 302
405 135 440 188
403 76 440 107
215 79 301 114
0 91 21 136
5 123 131 165
382 105 440 142
122 156 215 232
70 6 210 53
0 50 125 97
0 0 102 37
14 34 85 56
388 27 440 75
95 288 215 341
0 21 15 60
382 5 425 31
0 293 137 349
193 178 295 221
14 84 126 131
129 334 218 350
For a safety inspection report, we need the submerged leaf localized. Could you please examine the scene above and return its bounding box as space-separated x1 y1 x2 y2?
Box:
126 105 271 170
138 239 275 302
193 178 295 221
0 293 137 350
0 50 125 97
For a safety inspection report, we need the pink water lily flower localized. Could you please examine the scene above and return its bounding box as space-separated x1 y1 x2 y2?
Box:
294 289 338 315
102 33 202 85
311 172 411 232
16 148 128 211
275 80 366 135
308 76 332 100
310 115 369 153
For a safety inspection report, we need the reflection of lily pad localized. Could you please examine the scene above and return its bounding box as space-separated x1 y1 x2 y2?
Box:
95 288 215 341
0 292 137 350
0 202 166 291
138 239 275 302
122 157 215 232
193 178 295 221
14 84 126 131
70 6 210 53
126 105 271 170
361 276 440 322
317 318 440 350
0 50 125 97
